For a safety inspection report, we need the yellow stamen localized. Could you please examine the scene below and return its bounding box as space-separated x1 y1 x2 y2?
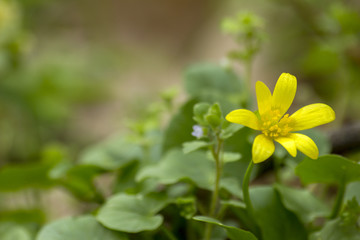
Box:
260 109 293 139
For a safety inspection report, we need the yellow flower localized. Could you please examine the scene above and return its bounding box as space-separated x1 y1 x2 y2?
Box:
226 73 335 164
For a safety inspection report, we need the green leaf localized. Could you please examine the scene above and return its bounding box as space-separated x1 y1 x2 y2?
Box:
79 136 142 170
183 63 242 113
220 177 243 198
0 162 55 192
0 209 46 224
275 184 330 223
184 63 242 99
345 181 360 203
36 215 126 240
182 141 210 154
310 218 360 240
295 155 360 185
220 123 243 139
223 152 242 163
193 216 258 240
310 198 360 239
163 100 197 152
250 186 307 240
60 165 104 202
96 193 168 233
0 222 32 240
136 149 214 190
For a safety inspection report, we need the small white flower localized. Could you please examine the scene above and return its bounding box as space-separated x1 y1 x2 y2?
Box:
191 125 203 139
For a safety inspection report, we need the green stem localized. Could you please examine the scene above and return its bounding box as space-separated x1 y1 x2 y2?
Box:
243 160 255 215
204 135 223 240
242 160 262 239
330 181 346 219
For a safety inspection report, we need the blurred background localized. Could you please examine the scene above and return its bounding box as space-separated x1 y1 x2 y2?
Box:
0 0 359 225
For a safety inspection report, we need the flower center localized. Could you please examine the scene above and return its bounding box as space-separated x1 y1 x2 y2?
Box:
260 109 293 138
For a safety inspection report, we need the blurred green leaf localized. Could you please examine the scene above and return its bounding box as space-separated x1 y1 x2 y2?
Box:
113 161 141 194
36 215 127 240
0 162 55 192
96 193 168 233
79 136 142 170
302 45 340 74
251 186 307 240
182 141 210 154
330 3 360 33
162 100 197 152
136 149 214 190
0 209 45 224
193 216 258 240
184 63 241 98
295 155 360 185
60 165 104 202
220 177 243 198
310 217 360 240
345 181 360 203
275 184 330 223
223 152 242 163
0 222 32 240
220 123 243 139
184 63 241 113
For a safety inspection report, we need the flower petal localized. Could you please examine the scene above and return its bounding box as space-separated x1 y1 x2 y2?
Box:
272 73 297 116
256 81 272 116
275 137 297 157
289 103 335 131
225 109 261 130
289 133 319 159
252 134 275 163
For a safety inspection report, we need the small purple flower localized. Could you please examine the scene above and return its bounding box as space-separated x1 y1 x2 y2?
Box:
191 125 203 139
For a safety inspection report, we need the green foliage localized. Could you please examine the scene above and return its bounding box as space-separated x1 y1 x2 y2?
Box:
310 198 360 240
182 141 211 154
183 63 242 113
137 150 214 190
193 216 258 240
274 184 330 224
250 186 308 240
79 136 143 171
96 193 168 233
36 215 127 240
222 12 266 63
295 155 360 185
0 161 56 192
0 2 357 239
162 100 197 152
0 209 45 224
0 222 32 240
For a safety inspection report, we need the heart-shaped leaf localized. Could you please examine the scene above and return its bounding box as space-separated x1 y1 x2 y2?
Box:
136 150 214 190
295 155 360 185
36 215 127 240
96 193 168 233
